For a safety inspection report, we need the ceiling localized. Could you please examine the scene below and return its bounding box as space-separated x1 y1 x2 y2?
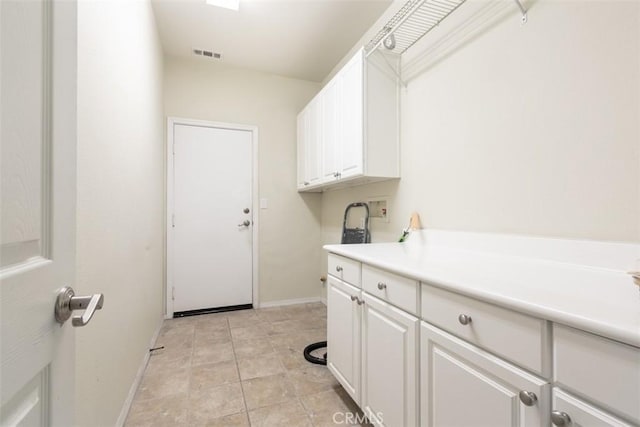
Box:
151 0 393 82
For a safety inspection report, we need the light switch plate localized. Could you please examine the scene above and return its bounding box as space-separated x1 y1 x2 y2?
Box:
260 198 268 209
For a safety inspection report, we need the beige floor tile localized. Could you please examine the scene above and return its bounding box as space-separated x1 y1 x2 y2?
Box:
197 412 250 427
308 410 373 427
135 368 189 401
267 319 308 335
226 309 258 325
241 374 296 410
125 394 189 427
237 353 284 380
233 338 274 360
192 339 235 366
156 330 194 348
231 325 269 341
255 307 291 323
145 354 192 376
276 348 310 371
269 333 311 352
287 366 340 397
190 359 240 391
248 400 312 427
300 388 358 418
195 327 232 342
189 382 245 424
195 316 229 331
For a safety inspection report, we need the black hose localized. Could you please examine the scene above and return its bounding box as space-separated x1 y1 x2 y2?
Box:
303 341 327 365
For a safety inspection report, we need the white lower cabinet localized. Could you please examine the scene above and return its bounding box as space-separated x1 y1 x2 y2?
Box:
552 388 634 427
327 275 362 404
421 321 550 427
361 293 419 427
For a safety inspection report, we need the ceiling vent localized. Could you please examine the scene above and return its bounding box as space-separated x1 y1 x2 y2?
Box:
192 48 222 60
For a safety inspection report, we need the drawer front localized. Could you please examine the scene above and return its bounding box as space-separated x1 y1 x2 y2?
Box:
362 265 419 315
328 253 361 287
554 325 640 422
421 284 547 375
553 388 634 427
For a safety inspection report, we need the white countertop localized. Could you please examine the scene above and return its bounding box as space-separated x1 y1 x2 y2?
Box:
324 231 640 348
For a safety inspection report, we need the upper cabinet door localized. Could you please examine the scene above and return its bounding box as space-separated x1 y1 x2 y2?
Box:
305 97 323 186
339 49 364 178
296 110 307 188
321 78 341 182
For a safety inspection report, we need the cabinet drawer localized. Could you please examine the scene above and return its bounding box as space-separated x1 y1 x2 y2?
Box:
421 284 547 375
328 253 361 287
362 265 419 316
552 388 634 427
554 325 640 422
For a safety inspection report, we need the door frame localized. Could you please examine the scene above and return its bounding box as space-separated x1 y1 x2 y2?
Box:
166 117 259 317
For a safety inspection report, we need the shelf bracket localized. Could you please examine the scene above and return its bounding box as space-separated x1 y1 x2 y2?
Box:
513 0 528 24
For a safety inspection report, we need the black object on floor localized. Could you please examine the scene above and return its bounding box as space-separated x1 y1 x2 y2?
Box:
304 340 328 365
173 303 253 318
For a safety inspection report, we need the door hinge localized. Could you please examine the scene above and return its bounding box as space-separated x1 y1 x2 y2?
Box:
172 286 175 301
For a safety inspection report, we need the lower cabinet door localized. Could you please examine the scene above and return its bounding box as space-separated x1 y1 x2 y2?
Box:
552 388 634 427
327 276 361 404
361 293 419 427
421 322 550 427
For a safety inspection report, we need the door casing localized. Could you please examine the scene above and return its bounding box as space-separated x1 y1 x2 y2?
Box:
165 117 259 317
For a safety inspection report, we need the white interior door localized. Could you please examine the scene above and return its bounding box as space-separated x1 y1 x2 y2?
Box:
1 0 77 425
171 122 254 313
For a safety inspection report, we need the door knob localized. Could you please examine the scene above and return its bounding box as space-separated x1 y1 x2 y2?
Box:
55 286 104 327
518 390 537 406
551 411 571 426
243 208 250 214
238 220 251 227
458 314 472 325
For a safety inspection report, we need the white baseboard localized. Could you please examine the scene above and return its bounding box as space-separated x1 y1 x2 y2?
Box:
320 297 327 306
115 317 164 427
259 296 323 308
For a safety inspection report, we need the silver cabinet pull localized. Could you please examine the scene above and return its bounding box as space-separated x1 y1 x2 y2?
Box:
243 208 250 214
458 314 472 325
377 282 387 290
518 391 537 406
350 295 358 302
303 181 310 186
356 298 364 305
55 286 104 327
335 266 343 272
551 411 571 426
238 220 251 227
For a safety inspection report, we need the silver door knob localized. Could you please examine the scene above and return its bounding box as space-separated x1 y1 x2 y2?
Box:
551 411 571 426
243 208 250 214
55 286 104 327
377 282 387 290
458 314 472 325
238 220 251 227
518 390 537 406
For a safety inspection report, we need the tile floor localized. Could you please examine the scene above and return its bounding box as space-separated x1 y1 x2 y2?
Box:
125 303 370 427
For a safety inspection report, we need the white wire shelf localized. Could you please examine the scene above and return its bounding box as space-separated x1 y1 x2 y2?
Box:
365 0 468 55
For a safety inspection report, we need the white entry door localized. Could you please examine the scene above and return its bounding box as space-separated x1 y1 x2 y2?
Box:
169 121 255 314
1 0 78 425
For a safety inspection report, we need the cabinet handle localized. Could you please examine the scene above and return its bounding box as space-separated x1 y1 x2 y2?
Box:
551 411 571 426
303 181 310 186
377 282 387 290
458 314 472 325
518 391 537 406
335 266 343 272
356 298 364 305
350 295 358 302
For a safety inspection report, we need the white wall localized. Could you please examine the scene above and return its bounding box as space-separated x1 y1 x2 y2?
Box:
76 1 165 425
322 0 640 248
164 57 323 304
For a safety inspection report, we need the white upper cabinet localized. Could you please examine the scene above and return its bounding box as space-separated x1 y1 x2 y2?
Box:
297 48 399 191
